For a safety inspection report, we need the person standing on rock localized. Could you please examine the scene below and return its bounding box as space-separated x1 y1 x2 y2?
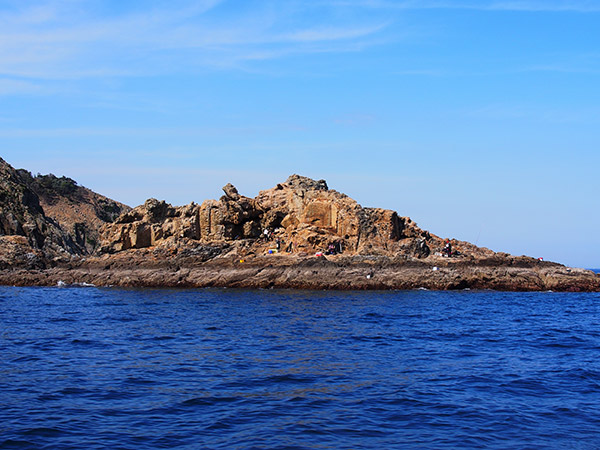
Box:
444 239 452 257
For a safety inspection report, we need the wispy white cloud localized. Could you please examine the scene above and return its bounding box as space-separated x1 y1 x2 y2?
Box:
330 0 600 12
0 0 389 81
0 78 44 95
520 64 600 74
516 52 600 75
463 103 600 123
0 126 259 138
282 23 388 43
486 1 600 12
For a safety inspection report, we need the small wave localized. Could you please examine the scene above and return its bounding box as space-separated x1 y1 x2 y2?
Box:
206 419 233 430
70 338 107 348
563 368 600 381
71 338 94 345
264 374 316 384
56 280 95 288
182 396 240 406
48 317 76 323
1 439 36 449
11 355 40 363
499 378 556 396
541 340 583 349
220 373 316 389
350 335 388 344
151 335 175 341
94 390 140 401
364 312 384 319
36 393 60 401
380 396 432 408
123 377 156 385
21 427 64 437
60 387 90 395
109 316 136 322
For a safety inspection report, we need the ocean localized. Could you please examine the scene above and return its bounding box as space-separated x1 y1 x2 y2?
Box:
2 286 600 449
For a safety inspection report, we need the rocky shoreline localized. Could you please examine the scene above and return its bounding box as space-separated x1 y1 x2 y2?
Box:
1 157 598 292
2 252 598 292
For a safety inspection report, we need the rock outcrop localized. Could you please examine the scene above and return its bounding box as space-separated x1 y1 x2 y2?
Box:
1 158 598 291
99 198 200 252
19 171 130 253
99 174 474 259
0 158 79 262
0 157 129 264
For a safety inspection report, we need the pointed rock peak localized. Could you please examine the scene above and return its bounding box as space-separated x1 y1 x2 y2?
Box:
144 198 163 210
222 183 240 200
143 198 171 221
285 174 328 191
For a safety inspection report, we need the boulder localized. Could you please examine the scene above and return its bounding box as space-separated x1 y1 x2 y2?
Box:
222 183 240 201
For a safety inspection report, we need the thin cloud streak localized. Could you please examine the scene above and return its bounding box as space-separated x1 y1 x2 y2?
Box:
0 1 389 80
487 1 600 12
0 78 44 95
463 103 600 124
330 0 600 12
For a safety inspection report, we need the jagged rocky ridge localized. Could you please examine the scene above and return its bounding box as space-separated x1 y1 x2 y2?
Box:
99 174 490 260
100 175 430 255
0 158 598 291
0 157 129 268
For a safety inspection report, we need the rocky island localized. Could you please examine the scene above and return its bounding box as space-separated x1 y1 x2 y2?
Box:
0 157 598 291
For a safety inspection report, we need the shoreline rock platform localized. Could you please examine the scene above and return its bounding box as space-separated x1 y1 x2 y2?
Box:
1 157 598 291
2 253 598 292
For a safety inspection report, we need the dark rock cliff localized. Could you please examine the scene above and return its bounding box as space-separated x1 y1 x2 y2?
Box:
0 157 129 265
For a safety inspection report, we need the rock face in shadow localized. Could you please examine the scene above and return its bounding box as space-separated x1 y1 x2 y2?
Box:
0 158 79 263
19 170 130 254
0 157 129 265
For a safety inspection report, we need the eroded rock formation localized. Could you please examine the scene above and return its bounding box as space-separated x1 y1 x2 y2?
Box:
0 157 129 264
1 158 598 291
99 174 468 259
0 158 79 261
20 171 130 253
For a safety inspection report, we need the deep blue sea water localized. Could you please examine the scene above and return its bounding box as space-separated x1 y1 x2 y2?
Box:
2 287 600 449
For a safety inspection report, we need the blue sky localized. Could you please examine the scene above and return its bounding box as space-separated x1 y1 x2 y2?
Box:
1 0 599 267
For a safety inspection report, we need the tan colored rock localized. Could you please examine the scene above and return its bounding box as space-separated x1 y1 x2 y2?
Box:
101 199 200 252
99 174 445 259
5 161 597 291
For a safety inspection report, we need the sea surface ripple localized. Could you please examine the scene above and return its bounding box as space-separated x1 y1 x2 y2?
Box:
1 287 600 449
